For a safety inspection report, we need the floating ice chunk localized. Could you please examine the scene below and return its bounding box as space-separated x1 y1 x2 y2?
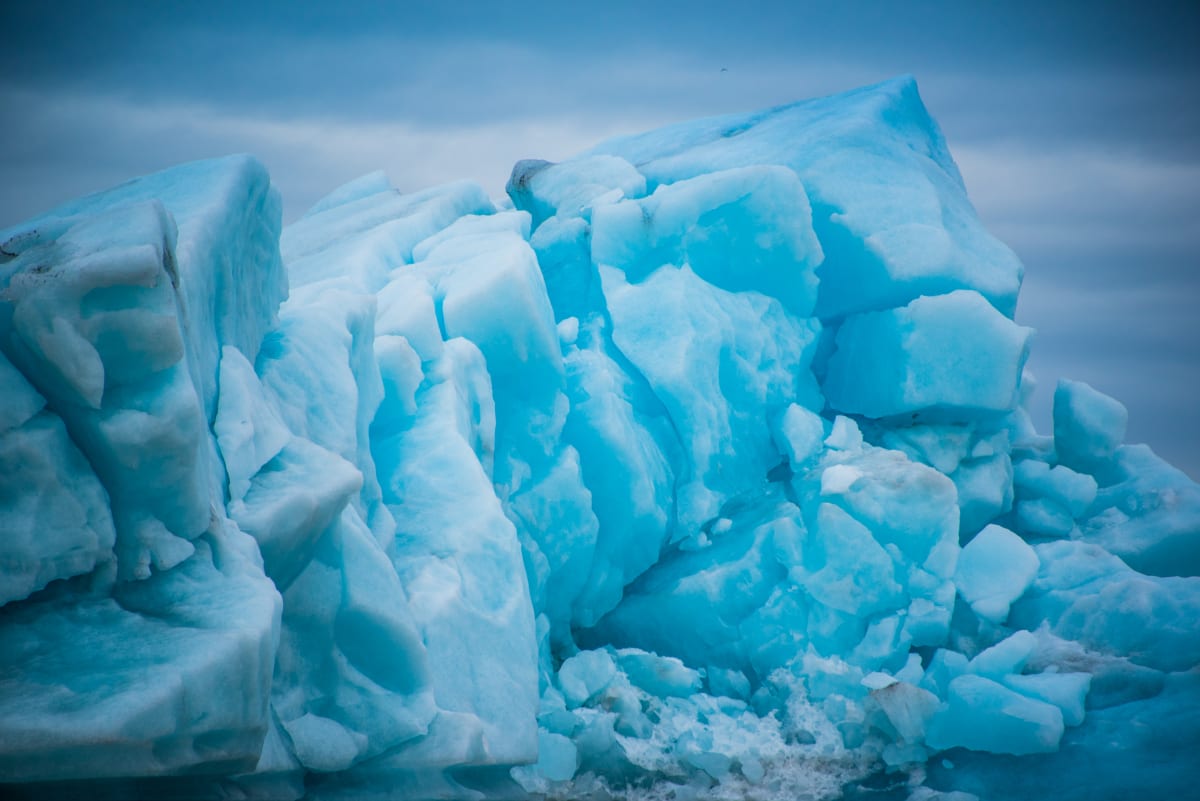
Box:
616 649 703 699
925 674 1064 755
1000 672 1090 727
955 525 1038 624
924 671 1200 801
4 75 1197 798
824 290 1032 420
1053 379 1127 475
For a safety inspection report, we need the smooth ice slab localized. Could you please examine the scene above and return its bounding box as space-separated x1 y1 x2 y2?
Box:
955 525 1039 624
823 290 1032 420
1053 379 1127 475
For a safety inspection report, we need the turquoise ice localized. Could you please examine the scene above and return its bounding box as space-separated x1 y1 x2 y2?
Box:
1 77 1197 800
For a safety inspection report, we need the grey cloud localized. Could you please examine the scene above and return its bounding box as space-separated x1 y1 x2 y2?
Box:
2 1 1196 479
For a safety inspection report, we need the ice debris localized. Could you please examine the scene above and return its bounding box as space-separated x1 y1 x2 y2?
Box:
1 76 1197 800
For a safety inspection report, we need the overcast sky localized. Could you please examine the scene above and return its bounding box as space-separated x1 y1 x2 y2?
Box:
2 1 1196 478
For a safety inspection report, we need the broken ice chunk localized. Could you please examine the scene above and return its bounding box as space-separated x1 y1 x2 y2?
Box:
1053 379 1127 475
954 525 1039 624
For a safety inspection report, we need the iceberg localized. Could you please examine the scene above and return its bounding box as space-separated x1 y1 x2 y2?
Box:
1 76 1197 801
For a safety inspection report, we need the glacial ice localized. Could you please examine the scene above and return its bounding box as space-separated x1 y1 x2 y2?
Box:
1 76 1197 800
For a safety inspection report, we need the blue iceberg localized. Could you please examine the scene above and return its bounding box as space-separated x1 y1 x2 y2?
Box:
1 77 1197 801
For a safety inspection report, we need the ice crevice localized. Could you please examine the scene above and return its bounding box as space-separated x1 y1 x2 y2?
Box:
1 76 1198 801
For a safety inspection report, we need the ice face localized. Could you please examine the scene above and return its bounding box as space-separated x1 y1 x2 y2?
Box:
2 76 1198 801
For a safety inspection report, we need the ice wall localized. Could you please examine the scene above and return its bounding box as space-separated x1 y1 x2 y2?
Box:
1 77 1197 801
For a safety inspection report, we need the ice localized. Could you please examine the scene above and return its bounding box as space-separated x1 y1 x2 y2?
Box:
1053 379 1128 476
823 290 1033 421
805 503 905 617
773 402 828 468
0 352 115 604
0 522 280 782
923 671 1200 801
616 649 704 699
302 170 392 218
601 261 820 531
954 525 1039 624
559 649 618 707
924 675 1064 756
1 201 211 580
586 76 1024 319
1000 672 1090 727
591 166 822 315
507 155 646 228
1009 540 1200 672
1013 460 1097 519
2 76 1199 801
16 155 286 422
1077 444 1200 577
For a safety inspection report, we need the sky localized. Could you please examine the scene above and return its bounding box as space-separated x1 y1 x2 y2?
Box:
1 1 1197 479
